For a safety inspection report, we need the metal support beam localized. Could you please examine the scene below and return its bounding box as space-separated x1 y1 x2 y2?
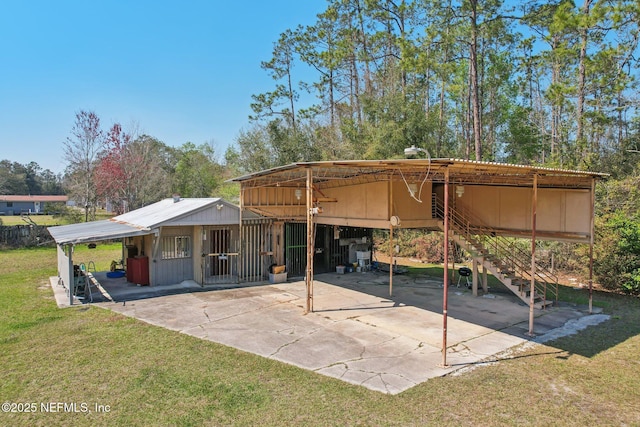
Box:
441 168 450 367
528 174 538 336
389 224 394 297
589 178 595 314
472 258 479 296
482 265 488 293
305 168 314 314
239 188 244 284
389 180 394 297
68 244 74 306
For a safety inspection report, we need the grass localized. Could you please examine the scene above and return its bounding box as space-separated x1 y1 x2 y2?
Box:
0 215 68 226
0 210 114 226
1 245 640 426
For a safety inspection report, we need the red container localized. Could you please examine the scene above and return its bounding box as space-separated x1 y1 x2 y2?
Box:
127 256 149 285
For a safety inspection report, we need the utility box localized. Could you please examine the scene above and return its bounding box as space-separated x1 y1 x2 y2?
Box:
269 272 287 284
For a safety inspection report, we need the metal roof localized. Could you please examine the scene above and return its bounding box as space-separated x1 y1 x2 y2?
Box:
230 159 607 190
112 197 222 229
48 198 260 245
48 219 149 245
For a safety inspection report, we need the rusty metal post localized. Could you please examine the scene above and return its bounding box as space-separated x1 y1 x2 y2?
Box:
305 168 314 314
389 180 394 297
472 257 478 296
441 168 450 367
482 265 488 293
528 174 538 336
589 178 595 314
389 224 394 297
238 187 243 284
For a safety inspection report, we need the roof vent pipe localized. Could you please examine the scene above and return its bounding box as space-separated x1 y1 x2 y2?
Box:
172 194 181 203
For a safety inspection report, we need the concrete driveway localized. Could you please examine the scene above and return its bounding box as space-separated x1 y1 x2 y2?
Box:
69 270 603 394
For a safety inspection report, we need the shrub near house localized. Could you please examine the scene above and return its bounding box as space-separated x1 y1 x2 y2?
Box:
595 213 640 295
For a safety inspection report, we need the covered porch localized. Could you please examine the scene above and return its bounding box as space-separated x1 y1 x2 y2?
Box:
231 158 606 366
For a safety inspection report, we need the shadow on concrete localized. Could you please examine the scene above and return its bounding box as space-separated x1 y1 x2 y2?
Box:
83 268 612 356
51 268 615 394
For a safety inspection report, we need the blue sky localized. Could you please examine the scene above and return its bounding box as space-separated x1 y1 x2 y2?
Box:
0 0 326 174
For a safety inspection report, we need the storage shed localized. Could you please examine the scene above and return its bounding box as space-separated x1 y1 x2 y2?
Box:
48 197 272 305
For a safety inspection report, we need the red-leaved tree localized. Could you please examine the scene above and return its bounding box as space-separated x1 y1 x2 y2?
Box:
94 123 135 214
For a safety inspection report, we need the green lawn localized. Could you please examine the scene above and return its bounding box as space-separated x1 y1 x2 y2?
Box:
1 211 114 226
0 214 68 226
1 245 640 426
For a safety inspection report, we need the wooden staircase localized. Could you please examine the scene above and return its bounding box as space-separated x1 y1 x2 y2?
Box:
434 198 557 309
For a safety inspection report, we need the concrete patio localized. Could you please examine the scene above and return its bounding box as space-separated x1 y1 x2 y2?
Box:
50 270 607 394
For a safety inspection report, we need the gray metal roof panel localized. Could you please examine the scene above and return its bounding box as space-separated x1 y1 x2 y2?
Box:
48 220 148 245
48 198 266 245
113 198 222 228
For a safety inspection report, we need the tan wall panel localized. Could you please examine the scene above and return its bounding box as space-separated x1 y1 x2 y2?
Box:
537 189 564 232
392 180 432 220
366 181 390 219
499 187 530 229
321 186 347 217
322 182 389 220
459 185 591 236
459 186 499 225
563 190 591 233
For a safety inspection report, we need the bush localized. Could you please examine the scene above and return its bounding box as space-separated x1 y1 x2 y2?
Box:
412 233 446 263
53 205 83 224
373 229 463 263
594 213 640 294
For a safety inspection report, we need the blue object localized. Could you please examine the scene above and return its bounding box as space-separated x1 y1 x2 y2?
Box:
106 270 125 278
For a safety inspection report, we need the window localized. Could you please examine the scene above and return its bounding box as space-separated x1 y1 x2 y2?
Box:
6 202 12 207
162 236 191 259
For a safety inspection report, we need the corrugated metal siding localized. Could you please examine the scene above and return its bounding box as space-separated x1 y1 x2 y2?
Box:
154 226 194 285
57 245 72 291
166 202 240 226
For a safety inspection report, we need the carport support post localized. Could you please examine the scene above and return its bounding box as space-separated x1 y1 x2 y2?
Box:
441 168 450 367
589 178 595 314
389 224 394 296
68 244 74 306
482 265 488 293
389 179 394 297
472 258 479 296
528 174 538 336
305 168 314 314
239 188 244 284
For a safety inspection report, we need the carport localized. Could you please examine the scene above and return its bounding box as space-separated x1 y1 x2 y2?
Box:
231 158 606 366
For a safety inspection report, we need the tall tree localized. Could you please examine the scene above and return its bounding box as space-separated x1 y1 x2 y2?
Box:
172 142 223 198
251 29 300 133
63 110 104 221
94 123 133 214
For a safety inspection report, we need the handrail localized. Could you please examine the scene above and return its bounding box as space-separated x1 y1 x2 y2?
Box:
433 195 558 305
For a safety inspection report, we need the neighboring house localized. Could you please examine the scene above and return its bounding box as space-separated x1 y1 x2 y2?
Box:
48 197 273 305
0 195 68 215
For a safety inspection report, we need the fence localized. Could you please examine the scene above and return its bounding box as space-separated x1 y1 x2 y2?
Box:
0 225 52 247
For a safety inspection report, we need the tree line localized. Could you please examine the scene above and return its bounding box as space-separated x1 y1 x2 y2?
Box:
227 0 639 173
225 0 640 294
62 111 236 221
3 0 640 292
0 160 65 196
